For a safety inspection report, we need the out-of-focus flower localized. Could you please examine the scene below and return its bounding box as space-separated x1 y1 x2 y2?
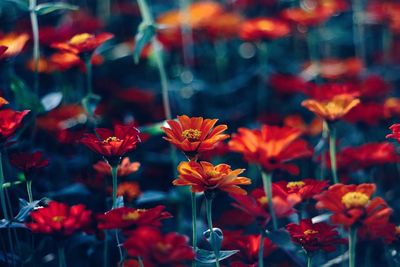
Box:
116 181 141 202
25 201 92 236
124 227 195 267
222 230 277 265
93 157 140 176
358 220 396 244
283 115 323 137
174 161 251 195
10 151 49 177
0 97 8 107
239 18 290 41
269 74 308 95
26 57 56 74
303 58 363 80
286 219 346 253
302 94 360 122
384 98 400 118
315 183 392 229
306 83 360 101
80 124 140 161
97 206 172 232
0 33 29 59
359 75 391 99
161 115 229 159
386 124 400 143
229 125 313 175
49 52 104 71
274 179 328 201
0 46 7 58
0 109 30 143
344 102 385 125
51 32 114 56
281 6 334 27
204 12 243 39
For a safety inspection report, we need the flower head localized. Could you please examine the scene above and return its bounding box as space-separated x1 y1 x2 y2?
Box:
10 151 49 178
161 115 229 158
174 161 251 195
239 18 290 41
0 109 30 143
286 219 347 253
387 124 400 143
25 201 92 237
93 157 140 176
275 179 329 201
0 33 29 59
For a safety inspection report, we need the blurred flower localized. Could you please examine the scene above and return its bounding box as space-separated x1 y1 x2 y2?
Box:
229 125 313 175
161 115 229 159
10 151 49 177
302 94 360 122
384 98 400 118
93 157 140 176
0 97 8 107
358 220 396 244
269 74 308 95
26 57 56 74
204 12 243 39
359 75 391 100
25 201 92 237
274 179 328 201
286 219 346 253
303 58 363 80
283 115 323 137
0 109 30 143
51 32 114 56
315 183 392 228
97 206 172 232
344 102 385 125
80 124 140 161
387 124 400 143
49 52 104 72
124 227 195 267
116 181 141 202
0 32 29 59
174 161 251 195
239 18 290 41
0 46 7 58
306 83 360 101
281 6 334 27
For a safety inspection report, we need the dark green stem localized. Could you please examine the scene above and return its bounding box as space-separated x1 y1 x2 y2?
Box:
138 257 144 267
307 255 312 267
0 151 9 220
258 229 264 267
205 197 220 267
191 192 197 267
328 124 339 184
111 165 119 209
349 227 357 267
261 171 277 230
57 245 66 267
26 180 33 203
29 0 40 94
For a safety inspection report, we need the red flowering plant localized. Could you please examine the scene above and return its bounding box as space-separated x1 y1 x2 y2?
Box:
0 109 30 144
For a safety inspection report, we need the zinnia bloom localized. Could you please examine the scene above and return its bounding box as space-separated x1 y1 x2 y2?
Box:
174 161 251 195
315 183 393 228
0 32 29 59
25 201 92 237
239 18 290 41
51 32 113 56
161 115 229 158
283 115 323 137
124 227 195 267
97 206 172 232
229 125 313 175
80 124 140 162
0 109 30 143
274 179 329 201
116 181 141 202
286 219 346 253
10 151 49 178
93 157 140 176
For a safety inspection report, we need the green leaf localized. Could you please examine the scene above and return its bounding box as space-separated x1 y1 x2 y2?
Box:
2 181 23 189
203 227 223 255
10 75 43 112
195 249 238 264
133 22 156 63
2 0 29 11
139 121 166 136
34 2 78 15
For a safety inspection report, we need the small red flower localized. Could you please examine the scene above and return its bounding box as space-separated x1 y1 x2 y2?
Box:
123 227 195 267
10 151 49 177
0 109 30 143
239 18 291 41
286 219 347 253
116 182 141 202
25 201 92 237
344 102 386 125
387 124 400 143
274 179 329 201
93 157 140 176
97 206 172 232
80 124 140 161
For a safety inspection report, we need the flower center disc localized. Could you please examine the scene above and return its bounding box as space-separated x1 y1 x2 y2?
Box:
70 33 93 45
287 181 305 189
303 229 319 235
103 136 122 143
182 129 202 142
341 192 369 209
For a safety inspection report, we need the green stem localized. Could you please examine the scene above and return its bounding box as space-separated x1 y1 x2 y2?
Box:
103 235 108 267
111 165 118 209
349 227 357 267
261 171 277 230
57 245 66 267
26 180 33 203
138 256 144 267
0 151 9 220
352 0 365 66
258 230 264 267
85 56 93 95
191 192 197 267
205 197 220 267
328 124 339 184
307 255 313 267
29 0 40 94
115 230 124 264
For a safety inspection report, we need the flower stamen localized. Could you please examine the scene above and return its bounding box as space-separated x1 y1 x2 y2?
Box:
341 192 370 209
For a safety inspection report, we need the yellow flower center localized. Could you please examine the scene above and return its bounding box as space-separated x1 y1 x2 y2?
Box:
303 229 319 235
182 129 202 141
52 216 66 222
257 20 274 31
122 210 144 221
207 169 221 178
341 192 370 209
287 181 305 189
69 33 93 45
156 242 171 252
103 136 122 143
258 196 268 205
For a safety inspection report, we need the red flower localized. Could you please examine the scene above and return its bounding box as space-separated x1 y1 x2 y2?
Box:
80 124 140 161
116 182 141 202
0 45 7 58
286 219 347 253
10 151 49 177
274 179 329 201
97 206 172 232
358 220 396 244
386 124 400 143
269 74 308 95
239 18 290 41
281 7 334 27
93 157 140 176
0 109 30 142
25 201 92 237
123 227 195 267
283 115 323 137
344 102 386 125
229 125 313 175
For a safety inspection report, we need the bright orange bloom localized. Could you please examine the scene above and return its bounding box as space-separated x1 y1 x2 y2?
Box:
116 181 141 202
302 94 360 122
51 32 114 55
93 157 140 176
281 6 334 27
239 18 290 41
283 115 323 137
0 33 29 59
229 125 313 175
161 115 229 158
174 161 251 195
315 183 393 228
0 97 8 107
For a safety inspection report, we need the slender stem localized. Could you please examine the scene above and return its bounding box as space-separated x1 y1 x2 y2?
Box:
191 191 197 267
57 245 66 267
29 0 40 94
307 255 313 267
26 180 33 203
138 257 144 267
178 0 194 68
111 165 119 209
307 27 321 84
261 171 277 230
205 197 220 267
318 121 329 180
352 0 366 66
115 230 124 264
85 56 93 95
328 124 339 184
349 227 357 267
103 235 108 267
0 151 9 220
257 42 268 115
258 230 264 267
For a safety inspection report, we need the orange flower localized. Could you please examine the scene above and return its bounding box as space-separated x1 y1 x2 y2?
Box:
315 183 393 228
204 12 243 39
161 115 229 158
93 157 140 176
116 181 141 202
0 97 8 107
283 115 323 137
174 161 251 195
302 94 360 122
26 57 56 74
0 32 29 59
229 125 313 175
281 6 334 27
239 18 290 41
